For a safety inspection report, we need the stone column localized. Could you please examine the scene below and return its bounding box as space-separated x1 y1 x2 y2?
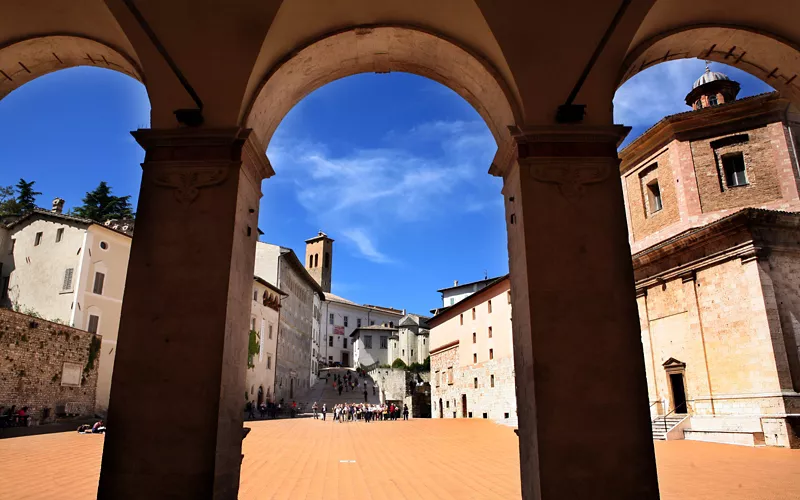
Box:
503 126 660 499
97 128 273 500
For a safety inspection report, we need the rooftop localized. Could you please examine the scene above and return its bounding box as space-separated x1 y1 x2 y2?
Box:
436 276 502 293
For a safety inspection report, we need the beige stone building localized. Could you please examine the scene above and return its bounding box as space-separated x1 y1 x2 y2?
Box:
0 204 132 413
244 276 286 406
428 275 516 425
620 68 800 447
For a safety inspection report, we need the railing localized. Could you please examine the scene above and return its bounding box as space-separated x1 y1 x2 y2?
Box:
660 401 689 435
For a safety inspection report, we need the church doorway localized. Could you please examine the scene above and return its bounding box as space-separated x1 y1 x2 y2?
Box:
257 386 264 406
461 394 468 418
341 352 349 367
439 398 443 419
669 373 687 414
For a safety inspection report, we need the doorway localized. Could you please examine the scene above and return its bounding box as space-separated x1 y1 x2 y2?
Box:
461 394 467 418
341 352 349 367
669 373 687 413
439 398 443 418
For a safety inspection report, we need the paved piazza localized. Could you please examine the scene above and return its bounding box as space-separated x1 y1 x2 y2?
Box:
1 419 799 499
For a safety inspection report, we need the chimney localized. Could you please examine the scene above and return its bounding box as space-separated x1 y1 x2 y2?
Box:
52 198 65 214
454 280 459 287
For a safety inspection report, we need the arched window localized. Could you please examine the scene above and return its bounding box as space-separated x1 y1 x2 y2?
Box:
324 252 330 268
314 253 319 267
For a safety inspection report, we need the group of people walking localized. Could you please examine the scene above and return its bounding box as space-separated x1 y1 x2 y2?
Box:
311 401 409 422
328 370 375 402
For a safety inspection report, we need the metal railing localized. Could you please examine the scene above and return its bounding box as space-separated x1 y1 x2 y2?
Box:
660 401 690 435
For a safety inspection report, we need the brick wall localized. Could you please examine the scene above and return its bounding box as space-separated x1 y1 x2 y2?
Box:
691 125 784 213
625 149 681 241
0 308 100 421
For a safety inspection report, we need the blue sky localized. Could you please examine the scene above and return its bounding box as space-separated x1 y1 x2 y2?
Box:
0 60 773 314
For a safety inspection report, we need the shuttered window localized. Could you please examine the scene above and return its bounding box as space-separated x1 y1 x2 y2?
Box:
92 272 105 295
87 315 100 334
62 268 74 291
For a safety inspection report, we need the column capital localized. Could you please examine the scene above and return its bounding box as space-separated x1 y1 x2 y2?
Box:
510 124 631 159
132 127 273 206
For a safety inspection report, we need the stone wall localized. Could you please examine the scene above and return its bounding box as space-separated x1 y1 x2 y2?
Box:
625 148 681 242
0 308 101 421
431 344 516 424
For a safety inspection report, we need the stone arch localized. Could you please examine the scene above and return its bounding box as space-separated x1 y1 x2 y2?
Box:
243 25 522 177
0 35 144 101
619 25 800 105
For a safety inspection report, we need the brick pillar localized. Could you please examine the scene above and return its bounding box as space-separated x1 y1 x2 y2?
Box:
97 128 273 500
503 126 660 500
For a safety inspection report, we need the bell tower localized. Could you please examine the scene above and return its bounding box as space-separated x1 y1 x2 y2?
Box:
304 231 333 292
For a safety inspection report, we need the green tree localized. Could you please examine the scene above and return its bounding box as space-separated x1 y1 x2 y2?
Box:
15 178 41 213
0 185 20 217
71 181 134 222
392 358 407 369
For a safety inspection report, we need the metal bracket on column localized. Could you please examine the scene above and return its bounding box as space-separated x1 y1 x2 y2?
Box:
122 0 205 127
556 0 632 123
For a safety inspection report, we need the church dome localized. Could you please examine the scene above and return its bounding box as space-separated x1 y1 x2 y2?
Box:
693 68 731 89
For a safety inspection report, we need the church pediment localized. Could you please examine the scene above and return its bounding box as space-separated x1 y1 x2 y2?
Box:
662 357 686 372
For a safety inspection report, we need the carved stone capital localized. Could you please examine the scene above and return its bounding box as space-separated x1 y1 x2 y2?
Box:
132 127 274 206
521 156 618 202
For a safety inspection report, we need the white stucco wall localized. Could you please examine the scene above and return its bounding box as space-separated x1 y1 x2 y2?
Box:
321 299 402 367
245 280 280 405
253 241 281 285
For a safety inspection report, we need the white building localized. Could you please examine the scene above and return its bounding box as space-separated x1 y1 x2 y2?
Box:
321 294 404 367
253 241 324 401
351 324 396 367
245 276 286 406
436 277 500 310
0 204 133 413
389 313 431 366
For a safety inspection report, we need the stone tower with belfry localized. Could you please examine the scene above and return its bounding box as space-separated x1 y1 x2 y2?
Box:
304 231 333 292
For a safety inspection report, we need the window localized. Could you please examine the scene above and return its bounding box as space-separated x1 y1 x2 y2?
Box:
489 348 494 360
474 377 478 389
357 318 362 328
402 349 405 356
389 321 393 327
411 349 414 357
491 374 495 388
343 338 347 349
447 367 453 384
55 228 64 243
450 297 454 305
92 272 105 295
34 232 42 246
435 371 440 387
268 325 273 339
308 255 313 267
446 401 450 408
364 335 372 349
344 316 348 327
99 241 108 250
251 317 256 331
329 336 333 347
472 332 476 344
267 355 272 369
695 99 702 109
459 314 463 325
370 320 375 326
472 308 476 320
314 253 319 267
709 94 718 106
488 326 493 338
473 353 478 363
722 153 748 187
488 300 492 313
646 180 662 213
87 315 100 334
329 313 334 325
329 355 333 362
62 268 74 292
380 336 388 349
253 290 258 301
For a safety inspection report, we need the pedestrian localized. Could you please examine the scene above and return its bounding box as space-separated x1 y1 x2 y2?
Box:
338 384 343 396
363 389 368 403
403 404 409 421
322 403 327 421
312 401 318 420
246 401 255 420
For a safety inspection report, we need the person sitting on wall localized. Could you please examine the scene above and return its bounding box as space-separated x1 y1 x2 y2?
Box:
77 423 92 433
91 420 106 434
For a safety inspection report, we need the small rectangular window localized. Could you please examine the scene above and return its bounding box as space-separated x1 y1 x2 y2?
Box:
357 318 362 328
488 326 493 338
447 366 453 385
722 153 748 187
647 180 662 213
344 316 348 327
472 308 476 320
268 325 273 339
474 377 478 389
473 353 477 363
329 336 333 347
92 272 105 295
491 374 495 387
472 332 476 344
267 355 272 369
364 335 372 349
55 228 64 243
411 349 414 357
62 268 74 292
370 320 375 326
253 290 258 301
449 297 454 305
343 338 347 349
488 300 492 313
329 313 334 325
402 349 405 356
87 315 100 334
489 348 494 360
380 336 388 349
34 232 43 246
459 314 463 325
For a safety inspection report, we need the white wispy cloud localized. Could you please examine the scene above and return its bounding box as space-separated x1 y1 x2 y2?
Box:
266 119 501 264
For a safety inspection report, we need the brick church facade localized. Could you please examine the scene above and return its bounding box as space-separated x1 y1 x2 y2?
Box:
620 67 800 447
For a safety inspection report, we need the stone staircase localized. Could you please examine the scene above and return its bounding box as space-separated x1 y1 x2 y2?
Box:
295 368 381 410
651 415 686 440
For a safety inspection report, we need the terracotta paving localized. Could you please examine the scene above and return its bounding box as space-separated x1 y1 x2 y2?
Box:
1 419 799 499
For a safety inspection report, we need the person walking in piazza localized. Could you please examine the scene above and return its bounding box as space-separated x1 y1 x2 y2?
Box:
321 403 327 421
312 402 319 420
363 388 368 403
403 404 409 421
